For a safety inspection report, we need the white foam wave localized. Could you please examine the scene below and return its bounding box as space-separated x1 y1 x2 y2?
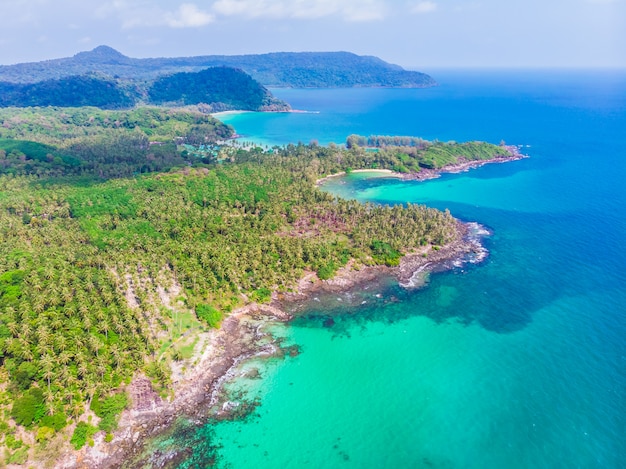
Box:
400 263 431 289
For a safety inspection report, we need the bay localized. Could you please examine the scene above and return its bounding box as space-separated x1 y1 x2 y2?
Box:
172 70 626 468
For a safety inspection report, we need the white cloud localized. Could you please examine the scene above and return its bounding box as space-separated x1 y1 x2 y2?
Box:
411 1 437 14
96 1 214 29
165 3 214 27
211 0 386 22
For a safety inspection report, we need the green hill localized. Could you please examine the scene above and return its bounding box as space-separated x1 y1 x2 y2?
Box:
0 46 436 88
0 67 290 111
148 67 290 111
0 76 134 109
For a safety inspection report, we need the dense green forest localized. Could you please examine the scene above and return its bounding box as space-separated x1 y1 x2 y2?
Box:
0 107 511 464
0 107 234 178
0 76 135 110
147 67 289 111
0 65 289 111
346 134 514 171
0 46 436 88
0 150 456 464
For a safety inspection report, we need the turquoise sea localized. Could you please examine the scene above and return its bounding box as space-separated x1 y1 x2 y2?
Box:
167 71 625 468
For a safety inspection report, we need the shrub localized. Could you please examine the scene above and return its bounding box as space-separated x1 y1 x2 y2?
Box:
7 446 29 465
36 426 55 443
5 433 23 449
40 413 68 431
70 422 97 450
317 262 336 280
196 304 223 328
12 361 38 391
91 392 128 433
251 287 271 304
370 240 402 266
11 388 45 428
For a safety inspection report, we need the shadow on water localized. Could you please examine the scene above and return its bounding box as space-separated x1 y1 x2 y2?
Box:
290 201 617 334
288 263 541 335
123 417 218 469
126 393 267 469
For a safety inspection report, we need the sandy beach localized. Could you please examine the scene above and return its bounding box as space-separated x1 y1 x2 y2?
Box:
316 146 527 186
315 168 403 185
210 110 251 118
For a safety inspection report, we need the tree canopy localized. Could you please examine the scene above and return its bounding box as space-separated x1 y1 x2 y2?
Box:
0 107 506 463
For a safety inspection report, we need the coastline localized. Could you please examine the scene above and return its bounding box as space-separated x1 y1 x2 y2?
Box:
316 145 527 186
56 153 516 468
315 168 402 185
62 217 487 468
211 109 316 118
402 145 527 181
210 110 251 118
273 220 485 310
58 305 293 469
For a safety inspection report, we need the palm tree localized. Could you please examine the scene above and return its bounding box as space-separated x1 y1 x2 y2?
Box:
99 321 110 342
40 353 55 392
88 335 101 358
44 388 56 416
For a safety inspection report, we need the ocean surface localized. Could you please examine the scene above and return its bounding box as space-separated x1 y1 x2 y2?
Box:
158 70 625 468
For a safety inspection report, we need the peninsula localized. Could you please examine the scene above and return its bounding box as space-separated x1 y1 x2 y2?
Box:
0 104 523 467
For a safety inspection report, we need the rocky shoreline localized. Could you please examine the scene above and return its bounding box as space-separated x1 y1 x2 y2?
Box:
58 305 292 469
59 219 487 469
273 220 487 310
401 145 527 181
55 155 511 468
315 145 527 186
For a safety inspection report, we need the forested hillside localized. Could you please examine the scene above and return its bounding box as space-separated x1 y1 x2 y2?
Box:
0 134 459 463
148 67 290 111
0 107 234 178
0 46 436 88
0 66 289 111
346 134 513 171
0 76 135 109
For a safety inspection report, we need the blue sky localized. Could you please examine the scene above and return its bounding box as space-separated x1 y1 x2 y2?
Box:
1 0 624 69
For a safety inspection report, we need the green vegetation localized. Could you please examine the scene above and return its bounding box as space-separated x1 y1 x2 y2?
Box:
0 107 233 178
370 240 403 266
148 67 289 111
0 107 509 464
0 59 289 111
0 75 134 109
70 422 98 450
346 134 514 170
11 388 45 428
195 304 224 328
90 392 128 432
0 46 436 89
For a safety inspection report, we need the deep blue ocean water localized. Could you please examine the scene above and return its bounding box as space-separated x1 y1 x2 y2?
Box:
162 70 626 468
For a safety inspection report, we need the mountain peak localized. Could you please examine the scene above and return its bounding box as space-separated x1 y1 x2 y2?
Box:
73 46 129 62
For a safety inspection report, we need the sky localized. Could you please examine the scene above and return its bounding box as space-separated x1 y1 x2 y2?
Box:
0 0 624 69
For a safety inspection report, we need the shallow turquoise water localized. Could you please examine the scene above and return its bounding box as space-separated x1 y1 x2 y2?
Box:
175 71 625 468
